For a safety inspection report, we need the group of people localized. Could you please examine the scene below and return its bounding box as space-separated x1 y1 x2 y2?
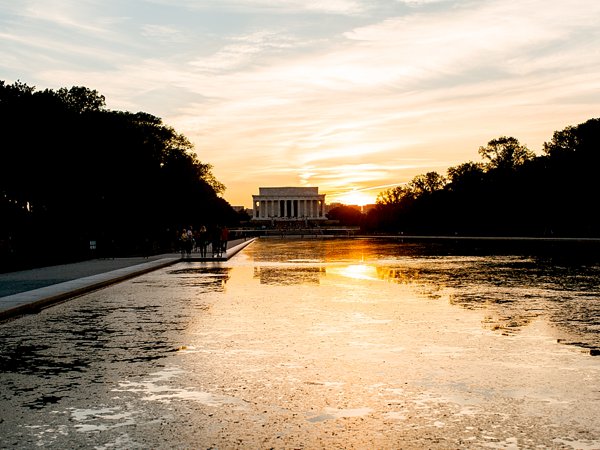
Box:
179 225 229 258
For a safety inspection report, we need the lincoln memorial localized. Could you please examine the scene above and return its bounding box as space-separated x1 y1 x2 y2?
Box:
252 187 326 221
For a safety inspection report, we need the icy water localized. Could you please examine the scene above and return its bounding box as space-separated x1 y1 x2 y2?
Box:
1 238 600 449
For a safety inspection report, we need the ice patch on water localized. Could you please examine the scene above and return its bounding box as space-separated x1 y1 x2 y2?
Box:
482 436 520 449
350 312 391 324
420 344 467 355
24 424 69 446
113 366 243 407
70 407 136 432
384 387 405 395
95 434 140 450
553 438 600 450
307 406 373 422
383 411 407 420
324 406 373 418
348 340 381 348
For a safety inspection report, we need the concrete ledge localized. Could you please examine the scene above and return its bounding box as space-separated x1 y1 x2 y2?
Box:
226 237 256 258
0 257 180 321
0 238 257 322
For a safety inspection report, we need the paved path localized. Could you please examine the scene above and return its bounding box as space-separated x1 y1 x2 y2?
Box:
0 238 255 321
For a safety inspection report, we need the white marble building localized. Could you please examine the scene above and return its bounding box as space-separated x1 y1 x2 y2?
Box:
252 187 326 221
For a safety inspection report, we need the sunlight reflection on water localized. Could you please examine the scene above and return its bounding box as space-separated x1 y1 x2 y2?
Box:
330 263 379 280
242 238 600 353
1 237 600 449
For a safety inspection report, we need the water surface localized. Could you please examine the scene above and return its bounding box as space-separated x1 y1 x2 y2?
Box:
1 238 599 449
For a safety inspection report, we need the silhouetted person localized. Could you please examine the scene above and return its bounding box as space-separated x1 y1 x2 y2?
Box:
180 228 189 257
186 226 194 257
197 225 208 258
211 226 222 257
220 226 229 255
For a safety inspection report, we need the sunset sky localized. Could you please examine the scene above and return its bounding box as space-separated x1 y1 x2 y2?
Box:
2 1 599 207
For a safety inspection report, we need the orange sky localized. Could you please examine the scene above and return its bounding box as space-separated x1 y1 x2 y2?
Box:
2 1 599 207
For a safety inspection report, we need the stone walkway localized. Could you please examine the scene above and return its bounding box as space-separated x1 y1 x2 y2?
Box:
0 238 255 321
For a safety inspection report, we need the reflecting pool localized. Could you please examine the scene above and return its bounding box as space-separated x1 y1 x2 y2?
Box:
1 238 599 449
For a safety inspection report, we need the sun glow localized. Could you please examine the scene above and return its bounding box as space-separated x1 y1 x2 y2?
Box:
332 264 378 281
333 190 375 207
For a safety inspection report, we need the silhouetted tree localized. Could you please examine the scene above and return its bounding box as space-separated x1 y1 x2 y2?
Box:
446 162 485 191
537 118 600 236
368 121 600 237
326 205 364 226
54 86 106 113
377 185 410 205
0 80 238 271
478 136 535 171
408 171 446 196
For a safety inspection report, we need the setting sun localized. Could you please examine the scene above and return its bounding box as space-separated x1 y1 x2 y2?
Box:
4 1 599 209
333 190 376 207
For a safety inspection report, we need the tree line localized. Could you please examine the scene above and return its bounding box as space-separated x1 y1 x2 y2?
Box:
3 79 598 271
1 80 242 271
328 118 600 237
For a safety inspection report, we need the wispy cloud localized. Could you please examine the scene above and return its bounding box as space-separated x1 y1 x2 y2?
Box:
190 30 299 73
2 0 599 205
141 24 189 43
240 0 368 15
146 0 369 15
15 0 121 35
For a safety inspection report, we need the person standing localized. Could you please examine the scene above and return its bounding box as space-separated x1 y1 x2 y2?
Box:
186 226 194 257
212 226 222 257
220 226 229 255
198 225 208 258
180 228 188 257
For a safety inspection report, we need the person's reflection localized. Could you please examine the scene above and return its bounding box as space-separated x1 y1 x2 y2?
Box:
168 267 231 290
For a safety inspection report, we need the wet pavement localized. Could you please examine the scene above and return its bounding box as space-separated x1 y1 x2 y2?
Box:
0 238 599 449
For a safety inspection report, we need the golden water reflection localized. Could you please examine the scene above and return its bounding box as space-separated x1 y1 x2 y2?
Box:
376 266 421 284
2 239 599 449
253 266 326 285
329 264 377 280
252 262 423 285
252 263 422 285
242 239 600 354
